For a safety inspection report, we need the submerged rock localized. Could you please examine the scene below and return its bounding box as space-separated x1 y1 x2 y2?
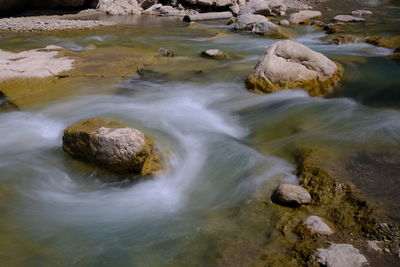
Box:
272 183 311 206
333 15 365 23
315 243 368 267
200 49 230 60
289 10 322 24
245 40 343 96
62 118 160 175
303 215 334 235
97 0 142 15
159 48 174 57
351 10 373 17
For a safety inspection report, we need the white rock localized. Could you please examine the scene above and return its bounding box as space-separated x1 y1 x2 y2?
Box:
245 40 342 95
200 49 230 59
304 216 334 235
289 10 321 24
279 19 289 26
351 10 373 16
97 0 142 15
251 20 288 38
239 0 286 16
367 240 382 252
234 13 268 30
63 118 156 173
333 15 365 23
0 46 73 80
316 244 368 267
273 183 311 205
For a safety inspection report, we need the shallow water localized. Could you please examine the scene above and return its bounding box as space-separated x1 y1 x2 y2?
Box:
1 8 400 266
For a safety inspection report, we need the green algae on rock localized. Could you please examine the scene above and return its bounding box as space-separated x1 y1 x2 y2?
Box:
63 118 162 176
245 40 343 97
366 35 400 49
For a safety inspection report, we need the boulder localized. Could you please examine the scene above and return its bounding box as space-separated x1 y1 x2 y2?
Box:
289 10 321 24
272 183 311 206
234 13 268 30
333 15 365 23
251 20 289 38
96 0 142 15
245 40 343 96
62 118 160 175
316 244 368 267
201 49 230 60
183 11 233 22
303 216 334 235
239 0 286 16
183 0 232 6
279 19 289 26
159 5 181 16
351 10 373 16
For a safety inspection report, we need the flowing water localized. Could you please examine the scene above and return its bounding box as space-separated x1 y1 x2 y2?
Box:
1 6 400 266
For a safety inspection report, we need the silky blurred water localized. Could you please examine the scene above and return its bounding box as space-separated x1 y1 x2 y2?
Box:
1 10 400 266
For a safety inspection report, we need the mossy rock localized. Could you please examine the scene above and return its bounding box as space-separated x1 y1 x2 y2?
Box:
63 118 162 177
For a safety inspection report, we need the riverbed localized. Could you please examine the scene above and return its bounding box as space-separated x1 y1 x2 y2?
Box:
1 6 400 266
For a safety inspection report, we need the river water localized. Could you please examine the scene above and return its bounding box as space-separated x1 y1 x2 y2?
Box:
1 8 400 266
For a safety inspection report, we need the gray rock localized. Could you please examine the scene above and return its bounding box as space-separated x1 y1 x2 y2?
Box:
304 216 334 235
316 244 368 267
273 183 311 206
159 48 174 57
159 5 181 16
183 11 233 22
279 19 289 26
367 240 382 252
239 0 286 16
333 15 365 23
97 0 142 15
251 20 289 38
234 13 268 30
183 0 232 6
351 10 373 16
63 118 158 175
289 10 321 24
200 49 230 60
245 40 342 96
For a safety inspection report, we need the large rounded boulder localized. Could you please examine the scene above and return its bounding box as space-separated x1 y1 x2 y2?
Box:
62 118 160 175
245 40 343 96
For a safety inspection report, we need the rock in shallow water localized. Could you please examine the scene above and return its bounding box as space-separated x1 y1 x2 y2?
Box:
200 49 230 60
272 183 311 206
245 40 343 96
303 215 334 235
62 118 160 175
316 243 368 267
289 10 322 24
333 15 365 23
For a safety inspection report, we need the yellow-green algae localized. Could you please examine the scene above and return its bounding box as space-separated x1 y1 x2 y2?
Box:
245 63 344 97
167 147 400 266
